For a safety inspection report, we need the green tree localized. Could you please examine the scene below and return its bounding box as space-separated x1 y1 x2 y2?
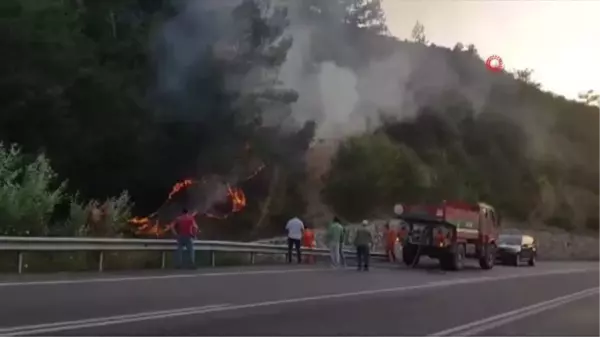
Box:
0 143 66 236
322 134 428 220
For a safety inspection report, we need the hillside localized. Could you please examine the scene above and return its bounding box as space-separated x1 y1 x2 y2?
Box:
0 0 597 239
292 19 598 233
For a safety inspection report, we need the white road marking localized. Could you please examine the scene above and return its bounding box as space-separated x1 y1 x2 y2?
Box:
0 267 596 336
0 304 230 336
428 287 600 336
0 268 328 287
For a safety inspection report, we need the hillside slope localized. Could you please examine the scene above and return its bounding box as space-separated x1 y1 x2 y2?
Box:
294 27 598 232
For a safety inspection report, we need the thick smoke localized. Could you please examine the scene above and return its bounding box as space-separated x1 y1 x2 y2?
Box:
278 17 506 141
152 0 276 212
154 0 557 149
274 0 569 174
154 0 284 122
151 0 596 228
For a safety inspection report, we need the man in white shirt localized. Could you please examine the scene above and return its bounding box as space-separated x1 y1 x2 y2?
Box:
285 217 304 264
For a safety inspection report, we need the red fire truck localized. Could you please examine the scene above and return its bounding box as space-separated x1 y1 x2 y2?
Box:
394 201 500 271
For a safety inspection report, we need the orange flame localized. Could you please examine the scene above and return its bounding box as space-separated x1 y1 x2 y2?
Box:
128 162 263 237
230 186 246 212
168 179 194 199
205 184 246 220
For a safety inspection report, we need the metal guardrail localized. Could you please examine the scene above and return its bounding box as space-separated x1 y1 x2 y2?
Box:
0 236 387 274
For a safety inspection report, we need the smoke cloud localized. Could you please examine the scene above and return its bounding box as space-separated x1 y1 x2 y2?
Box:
153 0 562 151
272 1 575 186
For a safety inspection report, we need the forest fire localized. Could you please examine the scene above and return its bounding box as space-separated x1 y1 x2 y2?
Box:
168 179 194 199
204 185 247 220
128 164 263 237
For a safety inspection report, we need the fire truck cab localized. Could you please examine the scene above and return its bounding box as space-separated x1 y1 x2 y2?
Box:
394 201 499 271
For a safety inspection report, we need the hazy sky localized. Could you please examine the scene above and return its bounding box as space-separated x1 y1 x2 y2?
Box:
381 0 599 100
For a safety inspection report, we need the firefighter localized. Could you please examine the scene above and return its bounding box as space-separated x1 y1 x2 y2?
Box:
302 224 316 264
384 222 398 263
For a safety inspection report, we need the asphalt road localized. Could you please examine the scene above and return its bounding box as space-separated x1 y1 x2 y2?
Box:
0 261 597 336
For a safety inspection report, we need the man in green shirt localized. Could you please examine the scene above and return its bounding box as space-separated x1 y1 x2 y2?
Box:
354 219 373 271
326 216 344 268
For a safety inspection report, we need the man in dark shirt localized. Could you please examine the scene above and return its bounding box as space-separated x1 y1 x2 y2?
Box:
172 208 199 269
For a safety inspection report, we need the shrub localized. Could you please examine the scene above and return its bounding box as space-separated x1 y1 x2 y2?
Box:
0 143 66 236
0 142 133 237
68 191 134 237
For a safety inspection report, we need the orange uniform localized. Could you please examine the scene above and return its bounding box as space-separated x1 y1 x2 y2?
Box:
384 228 398 262
302 229 316 264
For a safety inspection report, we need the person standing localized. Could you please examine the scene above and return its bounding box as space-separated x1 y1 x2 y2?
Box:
172 208 199 269
339 222 347 267
326 217 344 267
285 216 304 264
302 224 316 264
384 222 398 263
354 219 373 271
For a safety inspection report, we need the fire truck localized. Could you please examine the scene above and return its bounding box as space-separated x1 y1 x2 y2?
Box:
394 201 500 271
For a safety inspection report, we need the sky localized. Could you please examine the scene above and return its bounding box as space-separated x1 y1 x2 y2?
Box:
381 0 599 100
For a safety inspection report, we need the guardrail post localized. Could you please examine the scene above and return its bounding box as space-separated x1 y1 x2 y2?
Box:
210 250 215 267
17 252 24 274
250 252 255 265
161 251 166 269
98 251 104 272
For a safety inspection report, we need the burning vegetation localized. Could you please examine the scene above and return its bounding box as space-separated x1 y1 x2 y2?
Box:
128 163 264 237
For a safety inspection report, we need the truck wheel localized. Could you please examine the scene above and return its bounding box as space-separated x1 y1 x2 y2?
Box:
442 244 465 271
479 243 496 270
402 243 419 267
439 255 452 270
528 255 536 266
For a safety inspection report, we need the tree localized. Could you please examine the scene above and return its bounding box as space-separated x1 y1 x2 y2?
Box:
411 20 428 44
0 0 309 238
578 90 600 106
451 42 477 56
452 42 464 52
513 68 541 88
0 143 66 236
299 0 388 35
466 43 478 56
1 0 598 238
0 142 132 236
345 0 388 34
0 0 159 208
322 134 428 220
